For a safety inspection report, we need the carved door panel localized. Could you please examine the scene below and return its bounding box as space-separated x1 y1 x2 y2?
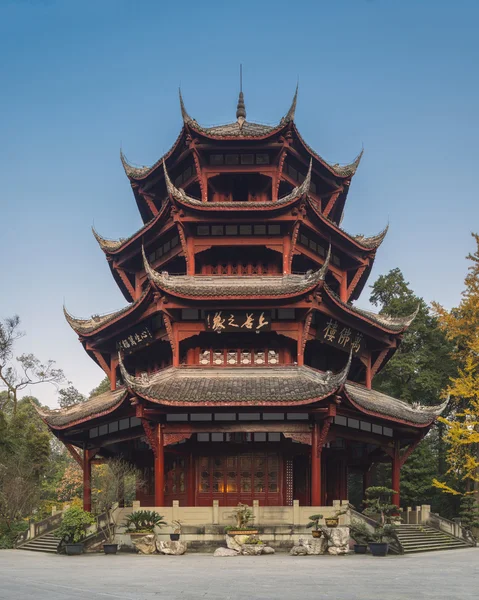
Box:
196 452 282 506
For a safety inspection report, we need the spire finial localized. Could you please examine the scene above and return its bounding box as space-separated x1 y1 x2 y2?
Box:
236 64 246 124
281 83 299 124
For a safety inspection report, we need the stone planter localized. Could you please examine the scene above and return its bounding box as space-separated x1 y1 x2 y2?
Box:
65 543 84 555
311 530 322 538
368 542 389 557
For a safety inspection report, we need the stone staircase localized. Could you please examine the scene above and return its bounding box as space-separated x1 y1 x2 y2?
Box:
17 531 62 554
395 524 471 553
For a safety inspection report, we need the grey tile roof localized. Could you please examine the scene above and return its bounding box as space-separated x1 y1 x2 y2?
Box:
143 248 329 299
163 158 311 210
323 285 418 333
344 383 448 426
63 288 150 335
34 388 128 429
119 361 350 406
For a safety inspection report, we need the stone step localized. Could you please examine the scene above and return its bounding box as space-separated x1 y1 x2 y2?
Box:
20 540 60 548
403 544 469 553
20 544 58 552
400 540 467 548
394 524 471 553
19 546 58 553
18 531 62 554
398 536 464 544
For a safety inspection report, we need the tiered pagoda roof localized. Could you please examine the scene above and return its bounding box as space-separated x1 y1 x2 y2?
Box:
50 82 447 440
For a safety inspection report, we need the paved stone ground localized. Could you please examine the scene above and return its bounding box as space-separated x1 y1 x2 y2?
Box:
0 548 478 600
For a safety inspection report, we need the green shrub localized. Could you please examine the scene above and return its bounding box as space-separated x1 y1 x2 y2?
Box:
306 514 324 530
123 510 166 533
57 507 95 544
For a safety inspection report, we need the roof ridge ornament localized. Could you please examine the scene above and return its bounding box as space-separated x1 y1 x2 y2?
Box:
318 244 331 280
91 226 124 253
352 223 389 250
281 83 298 125
179 88 196 126
120 149 151 179
236 65 246 126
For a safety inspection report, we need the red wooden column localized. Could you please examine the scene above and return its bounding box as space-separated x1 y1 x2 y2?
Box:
283 235 291 274
155 424 165 507
83 449 94 512
392 441 401 507
311 422 320 505
311 416 333 506
187 453 195 506
340 274 348 302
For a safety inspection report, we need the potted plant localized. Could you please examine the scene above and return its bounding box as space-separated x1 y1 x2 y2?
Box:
306 514 324 538
57 506 95 555
224 503 258 535
349 519 373 554
363 486 398 556
123 510 167 540
170 520 183 541
325 507 349 528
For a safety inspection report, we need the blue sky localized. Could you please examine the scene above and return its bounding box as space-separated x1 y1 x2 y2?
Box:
0 0 478 407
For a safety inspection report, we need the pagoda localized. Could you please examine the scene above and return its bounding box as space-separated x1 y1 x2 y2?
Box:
38 85 446 512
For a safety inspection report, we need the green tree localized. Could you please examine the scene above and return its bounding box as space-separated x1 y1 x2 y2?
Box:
58 385 86 408
368 268 456 511
89 376 110 398
0 397 51 546
370 268 455 406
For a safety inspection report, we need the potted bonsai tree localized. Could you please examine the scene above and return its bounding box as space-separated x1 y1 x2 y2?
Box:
349 519 373 554
57 506 95 555
306 514 324 538
224 503 258 535
363 486 398 556
325 506 349 528
170 520 183 541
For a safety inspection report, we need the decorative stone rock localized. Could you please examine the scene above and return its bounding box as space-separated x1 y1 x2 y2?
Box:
290 544 309 556
328 545 348 555
262 546 275 554
225 534 250 552
157 540 187 555
132 534 157 555
214 547 240 557
323 526 349 555
327 527 349 548
290 536 328 556
241 544 264 555
305 538 328 555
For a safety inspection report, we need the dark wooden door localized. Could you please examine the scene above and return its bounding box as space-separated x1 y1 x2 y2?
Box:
197 452 282 506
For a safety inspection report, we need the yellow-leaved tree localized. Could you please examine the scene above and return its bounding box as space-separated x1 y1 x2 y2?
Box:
432 233 479 498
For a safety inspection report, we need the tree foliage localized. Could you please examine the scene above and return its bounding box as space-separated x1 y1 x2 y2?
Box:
370 268 455 405
0 397 51 545
58 385 87 409
432 233 479 497
89 376 110 398
0 316 65 414
368 268 457 512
